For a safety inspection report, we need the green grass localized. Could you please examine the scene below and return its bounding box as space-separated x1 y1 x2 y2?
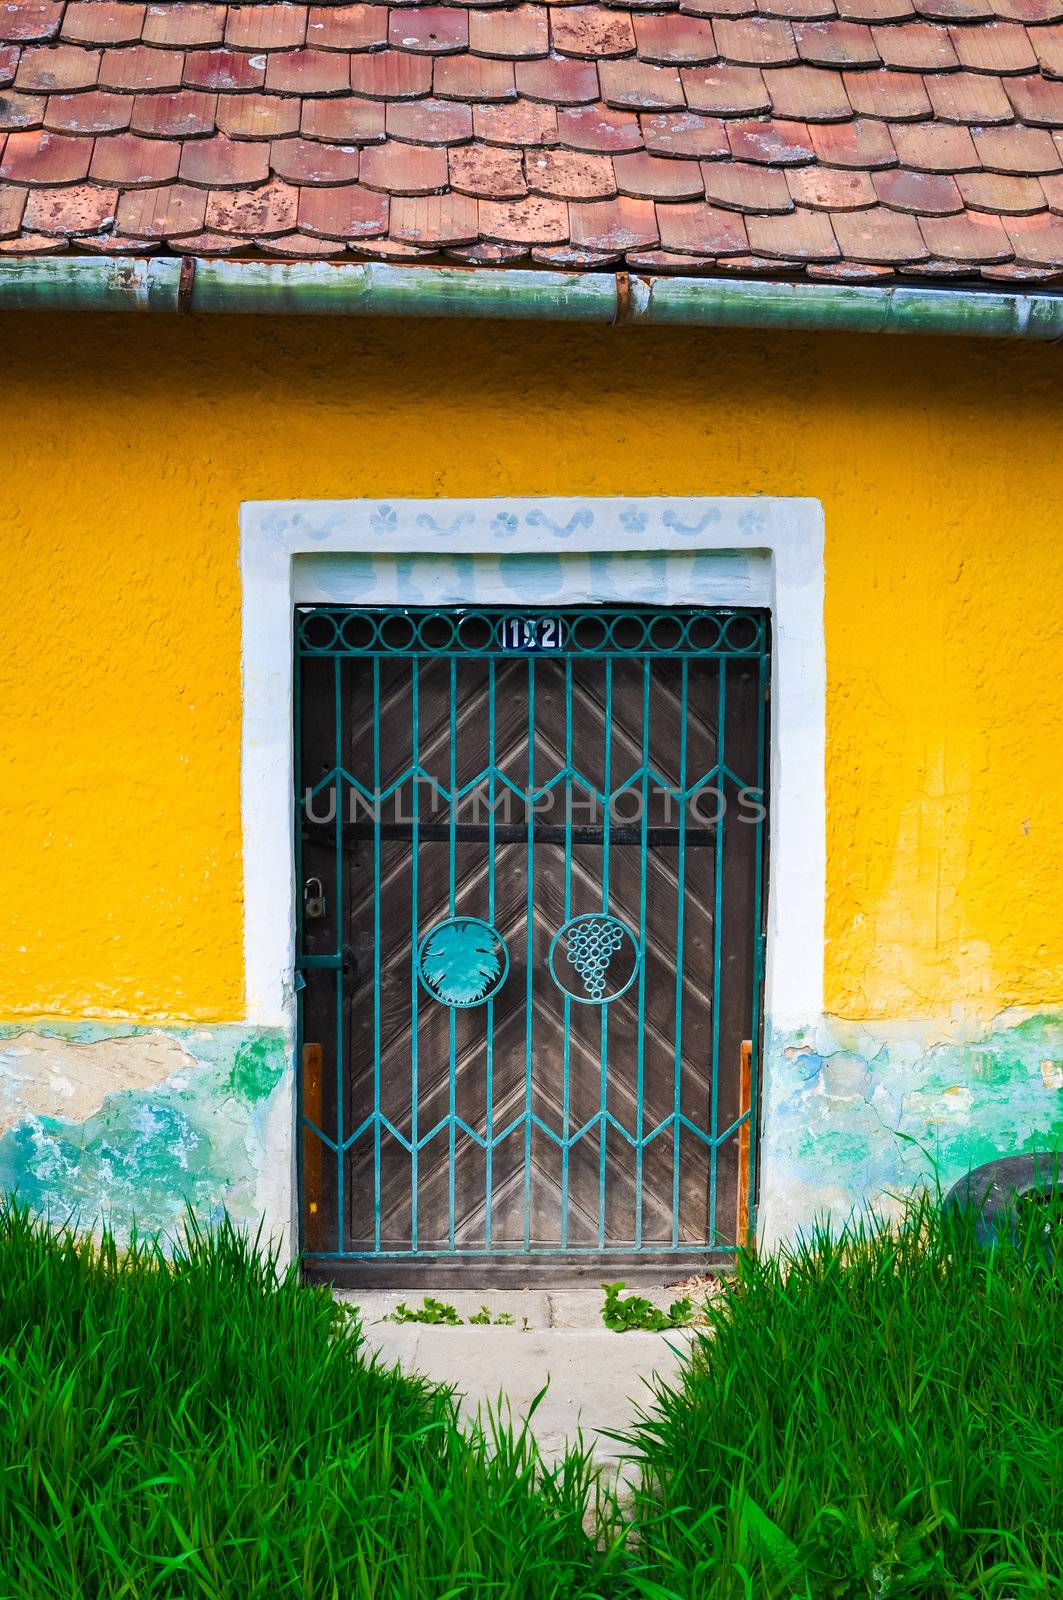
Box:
2 1193 1061 1599
0 1203 620 1600
626 1193 1063 1600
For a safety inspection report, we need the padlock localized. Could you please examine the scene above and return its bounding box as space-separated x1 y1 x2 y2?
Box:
303 877 327 920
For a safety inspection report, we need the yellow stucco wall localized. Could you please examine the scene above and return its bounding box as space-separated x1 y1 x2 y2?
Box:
2 311 1061 1027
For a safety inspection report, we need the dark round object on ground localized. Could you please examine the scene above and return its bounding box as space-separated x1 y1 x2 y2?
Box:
944 1152 1063 1254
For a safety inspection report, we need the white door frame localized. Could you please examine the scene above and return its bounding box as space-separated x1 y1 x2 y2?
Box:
239 497 825 1255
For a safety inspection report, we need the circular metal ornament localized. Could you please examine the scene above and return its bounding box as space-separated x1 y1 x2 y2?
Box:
548 914 642 1005
417 917 510 1008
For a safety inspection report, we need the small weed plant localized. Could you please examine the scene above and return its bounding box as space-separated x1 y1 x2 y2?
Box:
384 1297 515 1325
600 1281 700 1332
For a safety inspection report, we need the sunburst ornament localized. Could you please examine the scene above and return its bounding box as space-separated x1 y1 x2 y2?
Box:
417 918 510 1008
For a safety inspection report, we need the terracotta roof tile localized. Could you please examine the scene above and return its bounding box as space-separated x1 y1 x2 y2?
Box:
873 164 962 207
715 18 799 63
831 201 927 256
634 14 718 63
305 8 385 53
0 125 91 180
746 204 839 252
600 57 685 108
16 43 100 92
515 53 600 102
303 95 387 142
890 118 979 168
265 47 351 94
470 6 550 58
386 95 471 142
183 48 265 93
480 192 569 240
24 179 117 233
920 205 1012 256
473 97 558 142
217 90 299 137
62 5 147 47
727 116 816 161
959 167 1045 208
871 21 959 69
927 68 1013 120
205 176 298 232
550 8 638 59
557 102 642 147
269 133 359 183
449 140 527 195
793 19 880 64
90 129 181 184
390 189 479 241
143 5 226 49
180 131 270 186
614 146 707 193
642 108 729 155
656 197 749 249
101 45 184 93
811 114 897 162
0 180 25 235
949 20 1037 72
525 144 616 194
44 90 131 133
225 5 308 51
360 136 449 191
974 119 1062 169
1004 72 1063 123
389 8 469 55
116 180 207 234
0 226 68 251
569 192 658 246
763 63 851 117
298 180 388 234
0 91 46 129
1004 211 1063 261
4 1 1063 280
787 161 877 202
1030 23 1063 76
1 3 63 45
702 157 794 206
842 66 932 117
432 51 514 98
681 63 771 113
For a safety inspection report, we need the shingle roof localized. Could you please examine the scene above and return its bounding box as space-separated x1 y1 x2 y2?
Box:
3 0 1063 281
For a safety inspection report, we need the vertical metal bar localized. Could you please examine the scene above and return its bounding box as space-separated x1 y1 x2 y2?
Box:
523 656 536 1251
598 657 612 1249
634 656 650 1248
448 656 457 1251
708 655 727 1243
484 657 496 1251
671 657 689 1249
409 657 420 1253
294 629 305 1253
372 656 382 1253
747 626 769 1244
561 655 573 1249
333 655 345 1255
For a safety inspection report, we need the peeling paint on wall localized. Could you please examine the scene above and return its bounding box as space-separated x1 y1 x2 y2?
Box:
759 1009 1063 1249
0 1024 288 1243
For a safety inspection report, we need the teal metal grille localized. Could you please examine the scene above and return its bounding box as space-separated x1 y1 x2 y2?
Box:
296 606 769 1276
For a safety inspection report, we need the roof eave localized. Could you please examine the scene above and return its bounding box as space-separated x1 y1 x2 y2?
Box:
1 256 1062 340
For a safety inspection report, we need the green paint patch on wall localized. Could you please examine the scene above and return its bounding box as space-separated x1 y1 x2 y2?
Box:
762 1009 1063 1245
0 1025 287 1242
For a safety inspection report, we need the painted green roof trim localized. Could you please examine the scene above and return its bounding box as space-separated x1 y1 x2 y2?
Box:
1 256 1063 340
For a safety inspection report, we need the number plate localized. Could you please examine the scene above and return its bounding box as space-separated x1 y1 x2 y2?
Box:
498 617 564 653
